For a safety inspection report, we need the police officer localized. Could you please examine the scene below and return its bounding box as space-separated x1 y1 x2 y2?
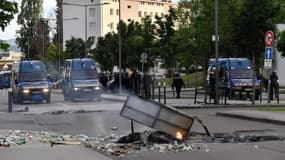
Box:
269 70 279 100
172 72 185 98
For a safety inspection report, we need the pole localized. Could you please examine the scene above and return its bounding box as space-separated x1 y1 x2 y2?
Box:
158 82 161 102
85 5 88 57
214 0 219 104
252 52 256 104
42 20 45 59
163 82 166 104
118 0 122 94
8 89 12 113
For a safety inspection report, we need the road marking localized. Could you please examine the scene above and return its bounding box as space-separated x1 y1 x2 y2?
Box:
56 103 69 107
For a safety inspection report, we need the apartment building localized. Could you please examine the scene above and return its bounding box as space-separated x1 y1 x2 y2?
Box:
62 0 177 48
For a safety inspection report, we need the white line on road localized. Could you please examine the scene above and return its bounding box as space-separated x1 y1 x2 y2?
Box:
55 103 69 107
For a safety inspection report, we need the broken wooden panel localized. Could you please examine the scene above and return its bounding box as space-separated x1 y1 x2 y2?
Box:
120 95 194 139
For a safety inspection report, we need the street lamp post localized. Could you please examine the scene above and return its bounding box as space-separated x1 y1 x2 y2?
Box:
119 0 122 94
215 0 219 104
62 2 110 57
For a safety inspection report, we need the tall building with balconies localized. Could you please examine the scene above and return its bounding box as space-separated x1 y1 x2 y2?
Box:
62 0 177 48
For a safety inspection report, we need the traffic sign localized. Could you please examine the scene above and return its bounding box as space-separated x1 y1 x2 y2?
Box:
264 31 274 47
265 47 273 59
141 52 147 60
264 59 272 69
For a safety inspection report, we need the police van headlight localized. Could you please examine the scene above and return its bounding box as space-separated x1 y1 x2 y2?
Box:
22 89 30 93
73 87 80 91
94 86 100 90
43 88 49 93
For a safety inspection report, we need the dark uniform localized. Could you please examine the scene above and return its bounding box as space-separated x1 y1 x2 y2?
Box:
172 73 185 98
269 71 279 100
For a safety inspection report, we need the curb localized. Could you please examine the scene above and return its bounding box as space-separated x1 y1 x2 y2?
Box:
172 103 285 109
216 111 285 126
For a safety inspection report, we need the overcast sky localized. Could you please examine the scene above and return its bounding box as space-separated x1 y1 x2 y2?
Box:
0 0 57 40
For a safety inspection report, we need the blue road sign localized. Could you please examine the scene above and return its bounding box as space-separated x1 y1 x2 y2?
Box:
265 47 273 59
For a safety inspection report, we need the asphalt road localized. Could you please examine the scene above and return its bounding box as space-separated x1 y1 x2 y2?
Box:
0 89 285 160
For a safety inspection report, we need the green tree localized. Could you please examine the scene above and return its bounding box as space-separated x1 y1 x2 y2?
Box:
0 0 18 51
65 36 85 58
154 7 177 76
44 43 59 76
175 0 201 69
230 0 281 68
139 17 157 71
34 18 50 60
16 0 43 59
93 33 118 73
277 30 285 57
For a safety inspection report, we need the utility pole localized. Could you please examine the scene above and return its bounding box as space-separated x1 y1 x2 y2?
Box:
119 0 122 94
215 0 219 104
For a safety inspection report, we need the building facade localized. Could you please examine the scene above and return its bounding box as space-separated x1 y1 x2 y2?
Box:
62 0 177 49
275 24 285 86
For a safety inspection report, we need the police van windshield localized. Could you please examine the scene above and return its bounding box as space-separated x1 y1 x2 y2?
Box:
229 59 252 79
19 61 47 82
229 59 252 70
70 60 98 80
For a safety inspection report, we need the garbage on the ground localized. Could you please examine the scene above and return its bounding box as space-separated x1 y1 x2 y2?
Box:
86 131 212 157
1 129 283 158
42 110 102 115
208 129 284 143
40 132 82 147
0 130 35 147
15 106 29 112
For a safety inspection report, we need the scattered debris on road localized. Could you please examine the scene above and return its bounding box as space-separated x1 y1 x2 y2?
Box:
41 110 103 115
0 129 284 158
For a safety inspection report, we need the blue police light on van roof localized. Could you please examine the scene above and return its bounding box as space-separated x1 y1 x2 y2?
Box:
17 82 23 87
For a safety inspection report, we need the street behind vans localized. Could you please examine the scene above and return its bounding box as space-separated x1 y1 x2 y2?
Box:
11 60 51 104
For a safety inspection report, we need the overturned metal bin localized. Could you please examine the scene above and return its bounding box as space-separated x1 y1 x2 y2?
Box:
120 95 194 140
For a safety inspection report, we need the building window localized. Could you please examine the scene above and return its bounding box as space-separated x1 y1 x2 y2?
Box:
89 22 96 32
144 11 147 16
128 19 131 22
110 9 114 15
127 5 131 8
155 12 158 16
89 8 96 17
161 13 164 17
150 12 153 17
138 11 142 17
116 9 119 15
109 22 114 30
